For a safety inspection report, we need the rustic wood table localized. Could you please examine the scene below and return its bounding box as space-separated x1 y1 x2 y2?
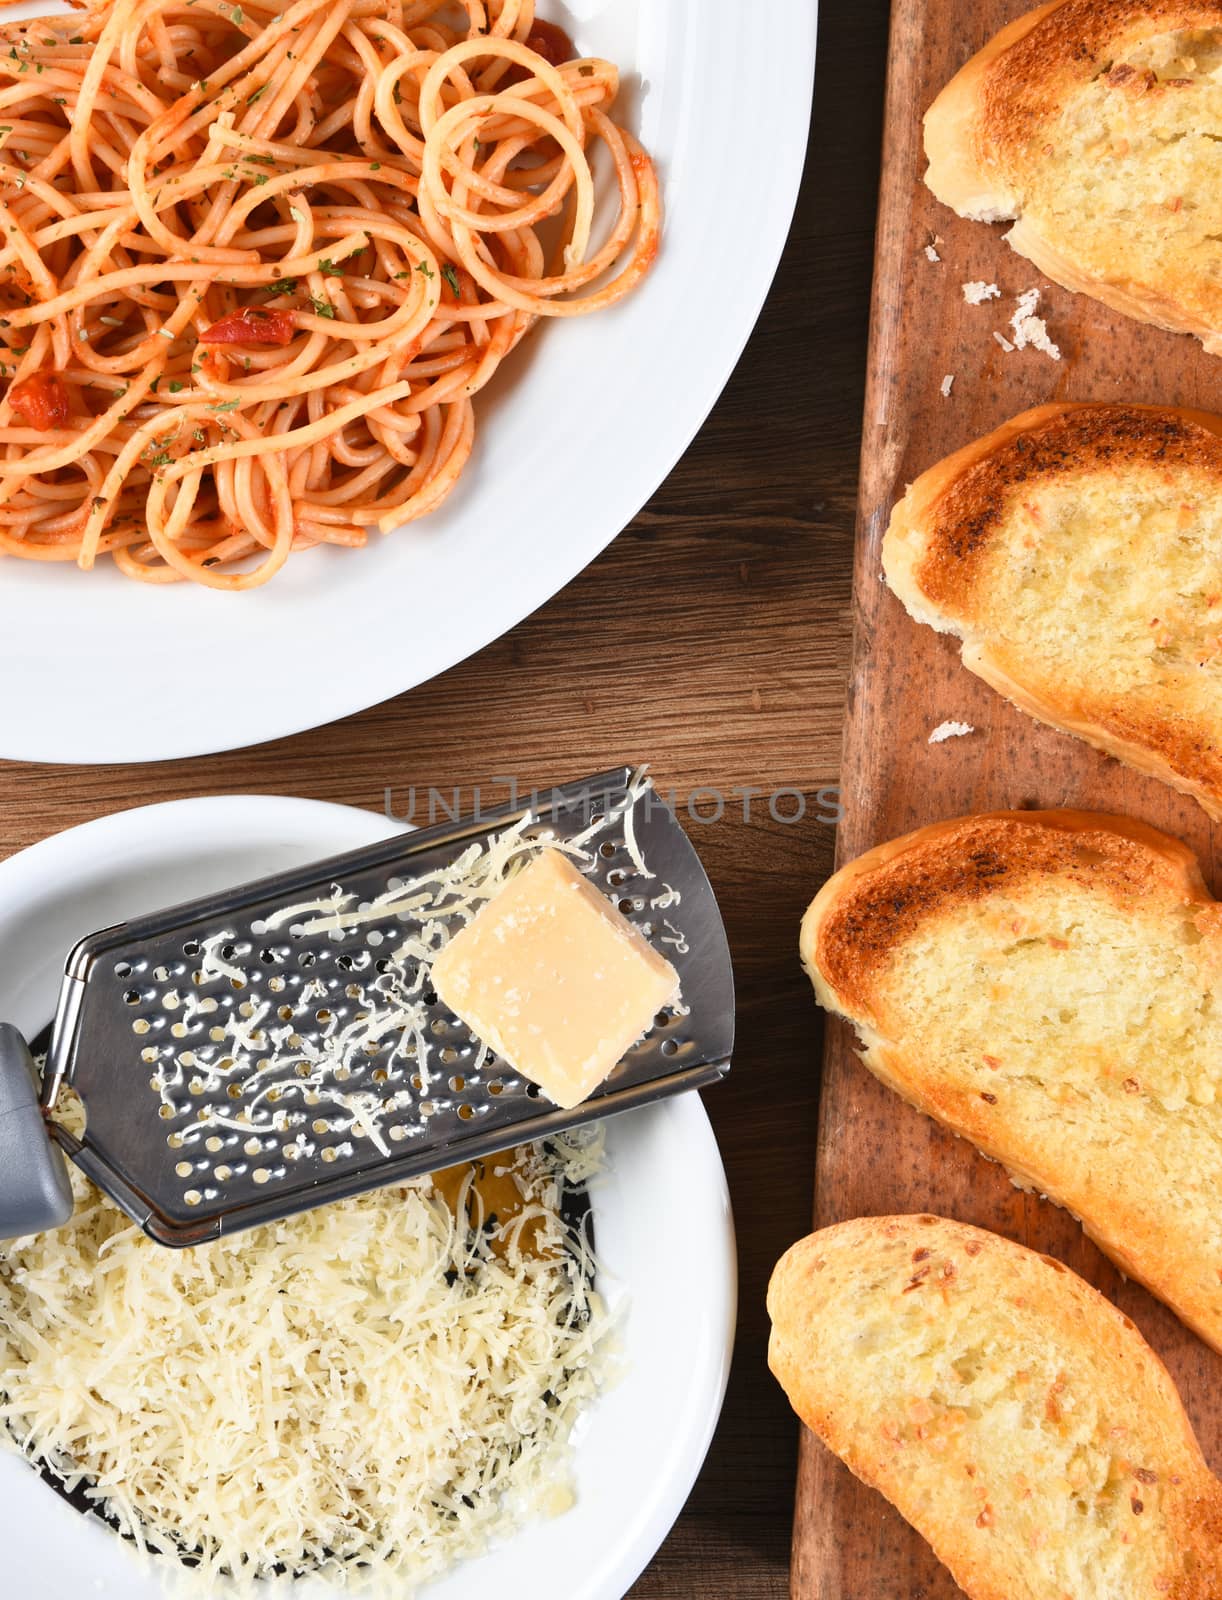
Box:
0 5 888 1595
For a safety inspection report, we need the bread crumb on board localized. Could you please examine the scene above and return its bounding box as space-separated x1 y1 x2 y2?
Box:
962 280 1000 304
1010 288 1061 360
925 243 942 263
928 720 975 744
940 374 955 397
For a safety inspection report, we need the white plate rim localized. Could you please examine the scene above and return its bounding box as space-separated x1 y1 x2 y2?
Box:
0 793 738 1600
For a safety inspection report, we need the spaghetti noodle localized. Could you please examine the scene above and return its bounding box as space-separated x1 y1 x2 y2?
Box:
0 0 660 589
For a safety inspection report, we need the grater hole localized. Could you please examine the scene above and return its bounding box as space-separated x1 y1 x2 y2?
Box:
175 1161 192 1178
373 1069 388 1083
375 959 391 974
206 1136 222 1154
167 1133 183 1149
183 939 200 956
661 1039 678 1057
123 989 140 1005
244 1139 262 1156
268 975 286 993
315 1008 332 1024
278 1006 293 1021
252 1168 270 1185
430 1019 448 1037
608 870 626 887
227 1084 242 1100
321 1148 337 1164
367 931 383 948
133 1019 151 1035
457 1103 475 1121
654 1011 672 1028
440 1047 458 1066
215 1164 232 1182
389 1126 407 1142
488 1080 503 1096
449 1075 465 1092
599 841 616 858
299 952 316 967
142 1047 158 1063
258 948 278 965
337 955 354 971
114 961 132 979
312 1120 328 1135
158 1105 173 1120
423 988 437 1006
184 1190 201 1207
420 1101 436 1118
296 1064 311 1078
618 899 634 915
220 943 236 961
525 1084 541 1100
230 977 246 992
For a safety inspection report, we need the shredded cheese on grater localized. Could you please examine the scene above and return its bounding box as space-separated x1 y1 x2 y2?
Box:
151 768 673 1163
0 1132 609 1593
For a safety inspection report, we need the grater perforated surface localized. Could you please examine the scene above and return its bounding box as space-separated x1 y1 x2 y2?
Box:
41 771 734 1246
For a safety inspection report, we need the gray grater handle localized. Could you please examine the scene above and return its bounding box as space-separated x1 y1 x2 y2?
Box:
0 1024 73 1242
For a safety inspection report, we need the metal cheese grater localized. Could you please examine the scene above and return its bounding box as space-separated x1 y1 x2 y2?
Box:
0 769 733 1249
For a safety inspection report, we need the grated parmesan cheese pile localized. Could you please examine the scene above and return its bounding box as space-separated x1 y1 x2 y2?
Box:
0 1131 608 1592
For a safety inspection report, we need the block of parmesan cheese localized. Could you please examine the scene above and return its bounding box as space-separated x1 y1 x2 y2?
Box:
431 848 680 1110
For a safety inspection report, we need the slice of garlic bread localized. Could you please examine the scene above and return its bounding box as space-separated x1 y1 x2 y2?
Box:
801 810 1222 1353
883 403 1222 818
924 0 1222 352
768 1215 1222 1600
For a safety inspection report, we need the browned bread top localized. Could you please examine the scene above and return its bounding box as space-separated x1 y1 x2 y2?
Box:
804 807 1208 1022
800 810 1222 1355
973 1 1222 158
898 404 1222 607
925 1 1222 350
882 403 1222 818
768 1215 1222 1600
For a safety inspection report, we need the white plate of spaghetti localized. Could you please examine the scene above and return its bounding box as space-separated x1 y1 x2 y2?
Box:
0 794 737 1598
0 0 817 762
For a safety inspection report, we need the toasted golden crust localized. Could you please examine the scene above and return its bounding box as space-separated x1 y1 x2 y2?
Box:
803 807 1206 1016
925 1 1222 351
768 1216 1222 1600
883 403 1222 818
801 811 1222 1353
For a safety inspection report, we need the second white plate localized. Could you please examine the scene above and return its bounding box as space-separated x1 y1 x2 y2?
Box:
0 794 737 1600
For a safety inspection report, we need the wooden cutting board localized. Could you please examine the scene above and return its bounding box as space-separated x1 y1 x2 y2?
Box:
792 1 1222 1595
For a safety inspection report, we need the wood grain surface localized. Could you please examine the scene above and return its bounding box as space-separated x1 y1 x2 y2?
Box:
793 2 1222 1598
0 6 888 1596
